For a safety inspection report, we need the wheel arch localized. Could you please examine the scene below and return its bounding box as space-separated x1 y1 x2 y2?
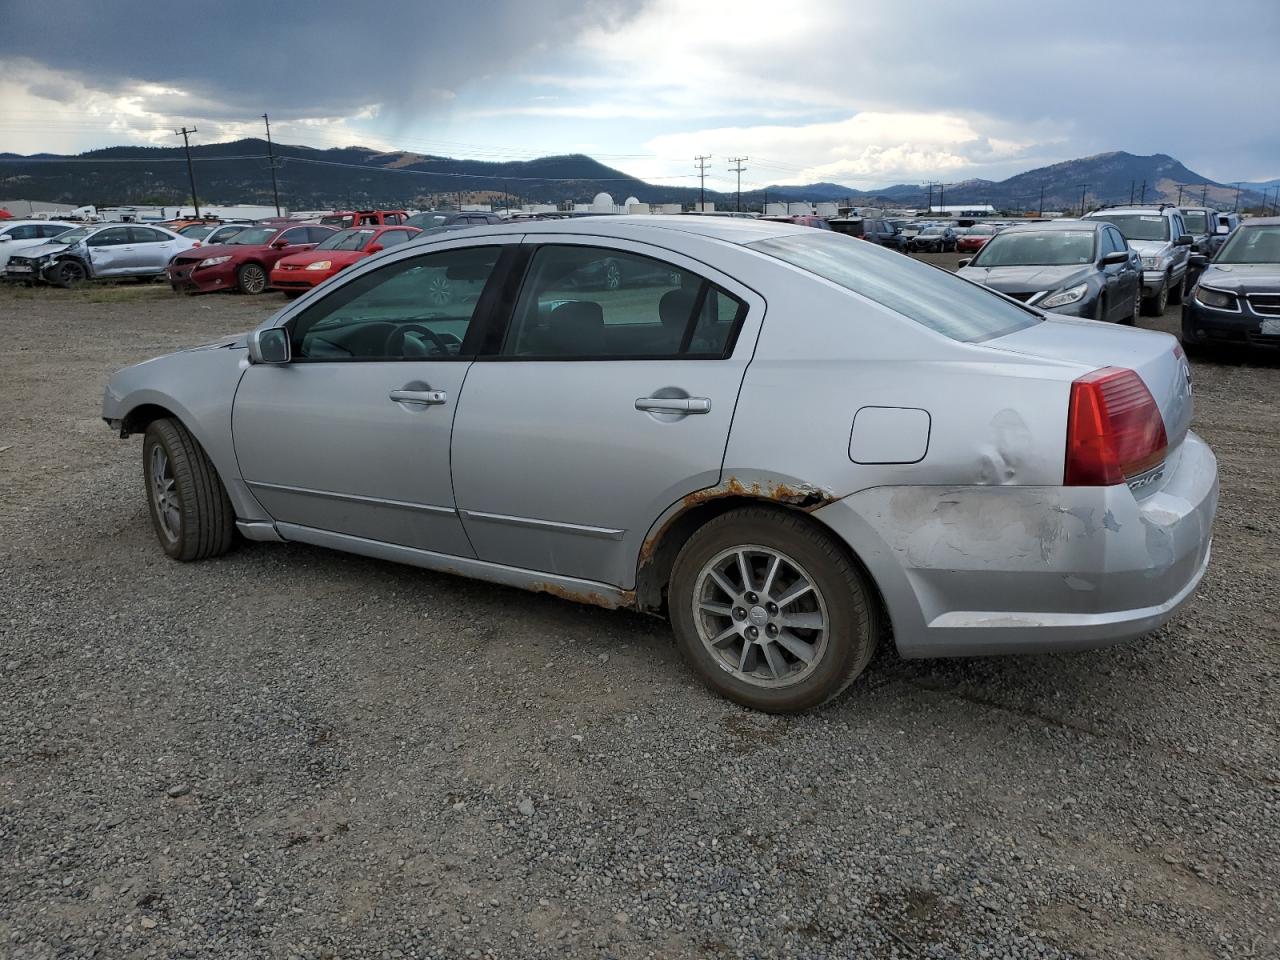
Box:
634 491 893 646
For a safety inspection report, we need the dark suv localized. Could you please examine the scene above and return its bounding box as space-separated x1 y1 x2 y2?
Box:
861 218 905 250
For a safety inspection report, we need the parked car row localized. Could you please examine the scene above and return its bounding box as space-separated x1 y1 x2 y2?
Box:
4 222 198 286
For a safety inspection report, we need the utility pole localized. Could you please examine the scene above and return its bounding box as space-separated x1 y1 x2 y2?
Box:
1038 184 1045 217
1176 183 1185 206
939 182 946 211
1201 184 1208 205
173 126 200 217
926 182 934 213
695 155 710 211
1129 179 1135 204
728 157 747 212
1233 182 1242 212
262 114 281 216
1079 183 1089 217
1139 179 1147 204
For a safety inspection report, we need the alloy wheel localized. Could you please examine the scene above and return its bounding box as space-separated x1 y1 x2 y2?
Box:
240 264 266 294
692 544 830 688
148 444 181 543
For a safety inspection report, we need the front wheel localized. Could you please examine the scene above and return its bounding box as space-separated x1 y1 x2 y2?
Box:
50 259 88 288
1142 278 1169 317
236 262 267 295
668 507 881 713
143 418 235 561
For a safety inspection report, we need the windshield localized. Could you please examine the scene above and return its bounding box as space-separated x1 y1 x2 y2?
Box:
180 225 213 238
317 228 375 252
49 226 93 244
971 230 1096 267
965 225 996 236
920 227 947 236
1101 214 1169 242
750 232 1039 342
406 212 449 229
1215 225 1280 264
1182 211 1209 233
320 215 355 228
225 227 278 245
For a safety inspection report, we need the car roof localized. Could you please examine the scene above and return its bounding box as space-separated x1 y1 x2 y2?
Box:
404 214 812 248
1001 219 1104 233
1086 206 1176 217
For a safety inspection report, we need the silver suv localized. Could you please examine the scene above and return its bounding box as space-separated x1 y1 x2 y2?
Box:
1084 206 1193 315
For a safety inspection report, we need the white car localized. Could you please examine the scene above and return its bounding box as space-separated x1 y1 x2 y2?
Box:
0 220 77 269
4 223 198 286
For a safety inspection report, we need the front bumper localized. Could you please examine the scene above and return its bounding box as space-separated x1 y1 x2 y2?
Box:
269 267 328 290
1141 270 1169 297
167 260 237 292
1182 299 1280 349
813 431 1218 657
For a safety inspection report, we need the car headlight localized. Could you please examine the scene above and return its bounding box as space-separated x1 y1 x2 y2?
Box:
197 255 232 268
1039 283 1089 309
305 260 332 271
1140 256 1164 270
1194 285 1238 311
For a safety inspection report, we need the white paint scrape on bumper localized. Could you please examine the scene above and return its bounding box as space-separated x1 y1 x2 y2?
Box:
812 431 1218 658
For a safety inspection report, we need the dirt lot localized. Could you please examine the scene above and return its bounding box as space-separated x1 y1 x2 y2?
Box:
1 274 1277 960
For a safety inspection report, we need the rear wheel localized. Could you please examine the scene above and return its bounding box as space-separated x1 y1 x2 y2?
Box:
1123 281 1141 325
236 262 267 295
668 507 880 713
142 418 235 561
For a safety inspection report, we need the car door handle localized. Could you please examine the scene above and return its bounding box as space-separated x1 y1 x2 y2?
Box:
389 389 447 405
635 397 711 413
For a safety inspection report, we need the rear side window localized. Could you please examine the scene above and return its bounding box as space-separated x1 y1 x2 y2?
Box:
750 232 1040 342
500 245 744 359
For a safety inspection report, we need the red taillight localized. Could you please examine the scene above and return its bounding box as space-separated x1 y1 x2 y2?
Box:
1064 367 1167 486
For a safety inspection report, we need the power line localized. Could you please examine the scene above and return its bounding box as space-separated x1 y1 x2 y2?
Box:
173 126 200 217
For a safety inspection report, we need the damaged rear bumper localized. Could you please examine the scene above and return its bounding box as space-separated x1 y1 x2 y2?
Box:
812 431 1218 658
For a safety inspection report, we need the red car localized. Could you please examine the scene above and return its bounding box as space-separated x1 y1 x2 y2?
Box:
317 209 410 230
270 224 421 296
167 223 336 294
955 224 1000 255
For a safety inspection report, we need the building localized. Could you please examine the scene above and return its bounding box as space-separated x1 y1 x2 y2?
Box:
929 204 996 217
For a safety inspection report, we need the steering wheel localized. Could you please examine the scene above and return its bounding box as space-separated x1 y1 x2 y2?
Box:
384 323 454 358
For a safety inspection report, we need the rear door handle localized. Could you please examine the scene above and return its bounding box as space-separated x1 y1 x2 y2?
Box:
635 397 711 414
389 389 448 406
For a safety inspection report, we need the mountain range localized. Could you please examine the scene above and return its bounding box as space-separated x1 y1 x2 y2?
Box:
0 139 1270 213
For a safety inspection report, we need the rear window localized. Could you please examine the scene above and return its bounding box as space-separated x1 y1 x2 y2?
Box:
749 232 1041 343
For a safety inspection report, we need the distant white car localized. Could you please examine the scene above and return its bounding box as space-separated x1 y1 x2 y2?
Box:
0 220 77 269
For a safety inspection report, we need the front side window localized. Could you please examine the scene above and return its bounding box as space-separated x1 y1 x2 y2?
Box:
88 227 131 247
5 225 39 240
751 231 1039 343
289 245 503 360
278 228 310 247
129 227 167 243
499 245 743 359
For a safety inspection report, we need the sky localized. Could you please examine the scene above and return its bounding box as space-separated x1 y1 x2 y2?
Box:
1 0 1277 192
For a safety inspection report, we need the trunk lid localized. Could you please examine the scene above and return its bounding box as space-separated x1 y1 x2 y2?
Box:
987 317 1193 485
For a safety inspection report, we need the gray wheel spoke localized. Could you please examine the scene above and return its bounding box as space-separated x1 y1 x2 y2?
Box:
699 600 734 617
738 642 758 673
759 641 787 679
735 551 754 593
760 554 781 599
774 630 818 664
775 579 813 608
779 610 824 631
709 624 740 648
708 569 739 601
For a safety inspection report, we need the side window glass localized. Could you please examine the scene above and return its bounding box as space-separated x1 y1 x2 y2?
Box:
309 227 334 244
8 225 38 240
290 245 502 361
1110 229 1128 255
279 228 307 246
500 245 743 359
688 289 746 356
39 225 66 238
128 227 163 243
379 230 412 248
89 227 130 246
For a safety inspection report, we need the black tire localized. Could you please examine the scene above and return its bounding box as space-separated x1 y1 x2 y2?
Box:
236 262 267 295
1168 272 1186 305
142 418 235 562
50 259 87 288
1142 279 1168 317
1122 281 1140 325
282 290 303 300
668 507 881 713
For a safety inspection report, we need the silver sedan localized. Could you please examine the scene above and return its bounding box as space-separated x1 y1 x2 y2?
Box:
102 216 1218 713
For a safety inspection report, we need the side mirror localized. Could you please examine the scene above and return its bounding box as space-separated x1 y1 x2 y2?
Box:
1100 251 1129 266
271 239 289 249
247 328 291 365
1189 253 1210 269
0 235 10 243
1175 234 1193 246
957 258 972 268
366 243 384 254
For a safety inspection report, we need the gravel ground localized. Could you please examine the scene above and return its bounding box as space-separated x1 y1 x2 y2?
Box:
1 275 1277 960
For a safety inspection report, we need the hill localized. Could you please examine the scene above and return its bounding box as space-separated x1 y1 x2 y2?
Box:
0 140 1265 212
